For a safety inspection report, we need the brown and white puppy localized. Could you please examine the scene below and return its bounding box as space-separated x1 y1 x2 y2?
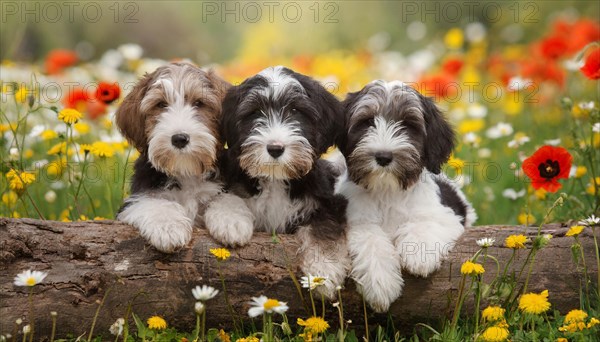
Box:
116 62 229 252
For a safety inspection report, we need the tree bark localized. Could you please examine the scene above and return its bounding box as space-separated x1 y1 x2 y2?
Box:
0 218 597 339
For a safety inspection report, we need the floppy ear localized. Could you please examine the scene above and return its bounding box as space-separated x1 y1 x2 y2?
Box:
115 72 155 152
206 69 231 101
296 74 343 155
419 94 456 174
220 84 242 150
338 91 362 157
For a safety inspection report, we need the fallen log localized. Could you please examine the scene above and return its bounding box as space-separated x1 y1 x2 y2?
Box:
0 218 597 339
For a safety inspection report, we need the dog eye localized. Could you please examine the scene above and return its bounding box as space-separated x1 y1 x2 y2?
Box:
193 100 204 109
156 101 168 109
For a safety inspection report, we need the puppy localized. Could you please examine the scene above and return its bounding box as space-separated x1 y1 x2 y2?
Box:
335 80 476 312
204 66 350 296
116 62 229 252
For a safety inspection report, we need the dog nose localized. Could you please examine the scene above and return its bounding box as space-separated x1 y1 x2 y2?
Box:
374 151 393 166
171 133 190 149
266 143 285 158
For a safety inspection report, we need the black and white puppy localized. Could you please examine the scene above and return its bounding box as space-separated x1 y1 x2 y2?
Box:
335 80 476 312
204 66 350 296
116 62 229 252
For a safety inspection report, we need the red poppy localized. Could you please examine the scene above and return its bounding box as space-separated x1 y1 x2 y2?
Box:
442 57 464 76
45 49 78 75
96 82 121 104
63 87 107 120
539 36 569 60
416 73 458 101
522 145 572 193
580 48 600 80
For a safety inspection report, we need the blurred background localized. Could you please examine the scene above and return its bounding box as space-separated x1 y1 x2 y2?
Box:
1 1 599 224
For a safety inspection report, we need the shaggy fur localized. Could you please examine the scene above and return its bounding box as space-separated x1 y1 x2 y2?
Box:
336 80 476 312
204 66 350 297
116 62 229 252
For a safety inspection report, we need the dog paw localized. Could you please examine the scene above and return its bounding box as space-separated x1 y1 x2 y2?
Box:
354 268 403 313
205 193 255 247
117 197 193 253
143 218 193 253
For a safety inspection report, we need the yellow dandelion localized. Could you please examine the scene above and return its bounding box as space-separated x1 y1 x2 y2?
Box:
11 211 21 218
297 316 330 334
48 142 67 156
80 144 93 155
15 86 30 103
586 177 600 195
534 188 547 200
564 309 588 324
518 212 536 225
447 155 465 173
588 317 600 328
6 169 36 190
460 260 485 276
480 326 509 342
46 158 67 177
573 166 587 178
58 108 83 125
482 306 505 322
444 28 464 50
559 322 587 332
210 248 231 261
556 338 568 342
505 234 528 249
91 141 115 158
23 149 33 159
2 191 18 207
147 316 167 330
102 117 113 129
458 119 485 134
218 329 231 342
566 225 584 237
93 216 107 220
74 122 90 134
236 337 259 342
40 130 58 140
519 290 551 315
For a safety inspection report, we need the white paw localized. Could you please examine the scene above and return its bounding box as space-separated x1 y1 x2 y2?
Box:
118 197 193 253
297 227 351 300
354 265 404 313
397 234 448 277
205 193 255 247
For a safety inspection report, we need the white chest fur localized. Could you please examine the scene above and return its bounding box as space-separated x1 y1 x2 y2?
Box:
246 180 316 233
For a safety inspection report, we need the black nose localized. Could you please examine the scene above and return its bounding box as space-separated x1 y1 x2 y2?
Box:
374 151 393 166
171 133 190 149
266 144 285 158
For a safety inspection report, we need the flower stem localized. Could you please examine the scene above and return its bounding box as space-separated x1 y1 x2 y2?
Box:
362 290 369 342
474 276 482 334
575 236 591 308
309 290 316 317
88 288 111 341
50 314 56 342
28 287 34 342
216 262 239 332
450 274 467 330
522 250 538 294
593 226 600 297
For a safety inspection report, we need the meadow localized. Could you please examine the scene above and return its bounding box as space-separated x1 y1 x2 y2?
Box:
1 5 599 342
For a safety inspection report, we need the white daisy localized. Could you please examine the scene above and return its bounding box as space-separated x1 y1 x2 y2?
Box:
14 269 47 287
507 76 533 91
579 214 600 226
502 188 526 200
192 285 219 301
300 274 328 290
476 237 495 247
486 122 513 139
109 318 125 336
247 295 288 318
593 123 600 133
195 301 205 314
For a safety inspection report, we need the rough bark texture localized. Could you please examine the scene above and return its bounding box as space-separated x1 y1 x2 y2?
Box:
0 218 597 339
